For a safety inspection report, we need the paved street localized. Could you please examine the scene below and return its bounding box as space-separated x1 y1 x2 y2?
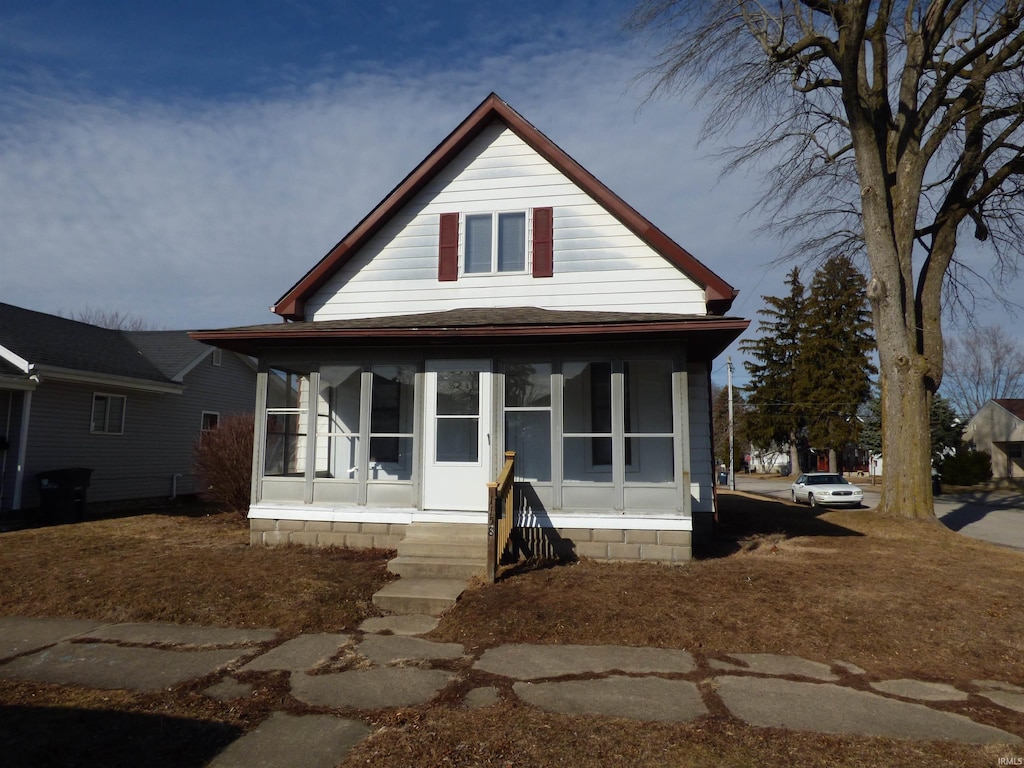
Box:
731 474 1024 550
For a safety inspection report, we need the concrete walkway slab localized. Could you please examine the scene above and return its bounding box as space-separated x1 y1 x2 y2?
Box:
710 653 838 681
359 614 440 636
207 712 370 768
205 677 255 701
514 676 707 722
475 644 695 680
241 633 349 672
0 616 107 660
290 667 452 710
979 690 1024 714
0 641 246 692
85 622 277 647
356 634 464 665
715 675 1021 744
870 679 969 702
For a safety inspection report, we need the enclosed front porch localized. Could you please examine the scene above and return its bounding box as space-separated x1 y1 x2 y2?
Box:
247 341 710 566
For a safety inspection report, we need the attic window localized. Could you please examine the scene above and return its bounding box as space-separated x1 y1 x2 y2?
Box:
212 349 223 366
465 212 526 274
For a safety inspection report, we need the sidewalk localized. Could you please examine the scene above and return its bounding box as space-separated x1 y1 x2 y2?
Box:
1 615 1021 767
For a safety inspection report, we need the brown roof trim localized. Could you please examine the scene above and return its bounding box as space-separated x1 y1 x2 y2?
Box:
272 93 739 320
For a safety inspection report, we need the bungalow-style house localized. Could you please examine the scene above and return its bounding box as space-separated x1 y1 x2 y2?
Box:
0 303 257 514
192 93 748 569
963 399 1024 484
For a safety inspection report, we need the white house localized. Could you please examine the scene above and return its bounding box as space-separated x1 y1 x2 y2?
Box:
192 94 748 576
963 399 1024 483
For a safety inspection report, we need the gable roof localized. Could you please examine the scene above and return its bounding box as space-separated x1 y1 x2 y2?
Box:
993 399 1024 421
272 93 740 321
0 303 202 391
125 331 213 382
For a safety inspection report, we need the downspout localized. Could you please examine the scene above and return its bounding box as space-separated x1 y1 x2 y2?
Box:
171 473 182 500
0 392 11 508
12 385 34 511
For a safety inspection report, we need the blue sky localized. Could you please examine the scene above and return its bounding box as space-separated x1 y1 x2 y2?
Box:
1 1 1018 387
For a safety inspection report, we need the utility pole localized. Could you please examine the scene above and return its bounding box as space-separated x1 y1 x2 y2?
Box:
727 357 735 491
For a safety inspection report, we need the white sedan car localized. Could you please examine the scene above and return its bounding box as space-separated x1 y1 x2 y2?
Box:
790 472 864 508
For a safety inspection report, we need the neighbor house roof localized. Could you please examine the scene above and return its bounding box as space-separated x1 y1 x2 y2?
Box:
191 307 749 358
993 399 1024 421
0 303 197 393
272 93 741 321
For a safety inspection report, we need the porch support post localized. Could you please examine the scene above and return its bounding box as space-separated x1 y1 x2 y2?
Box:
12 389 32 511
251 370 268 507
674 359 692 519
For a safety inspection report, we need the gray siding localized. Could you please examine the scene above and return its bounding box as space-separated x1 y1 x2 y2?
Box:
0 389 25 511
17 352 256 508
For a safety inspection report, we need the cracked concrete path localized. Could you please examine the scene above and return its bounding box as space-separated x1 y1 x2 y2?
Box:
1 616 1020 768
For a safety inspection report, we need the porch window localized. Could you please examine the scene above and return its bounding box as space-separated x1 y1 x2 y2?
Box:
563 362 613 482
561 361 675 485
368 365 415 479
265 368 309 476
624 360 675 484
504 363 552 482
317 365 361 479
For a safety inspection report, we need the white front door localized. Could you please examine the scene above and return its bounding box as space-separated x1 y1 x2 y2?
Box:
422 360 492 511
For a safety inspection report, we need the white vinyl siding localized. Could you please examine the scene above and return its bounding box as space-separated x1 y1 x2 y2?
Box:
304 124 708 320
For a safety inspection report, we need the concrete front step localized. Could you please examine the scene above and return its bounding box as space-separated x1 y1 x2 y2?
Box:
372 578 469 616
388 555 485 580
399 522 488 543
397 540 487 559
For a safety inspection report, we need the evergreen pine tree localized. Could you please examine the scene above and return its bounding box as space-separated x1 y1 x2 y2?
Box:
797 255 876 470
740 268 806 476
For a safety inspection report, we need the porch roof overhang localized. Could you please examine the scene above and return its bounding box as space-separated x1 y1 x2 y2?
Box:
191 307 750 360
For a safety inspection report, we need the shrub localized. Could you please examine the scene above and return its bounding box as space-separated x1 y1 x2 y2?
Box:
937 450 992 487
193 413 255 514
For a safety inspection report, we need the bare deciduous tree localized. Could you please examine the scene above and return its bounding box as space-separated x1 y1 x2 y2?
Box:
64 307 156 331
943 326 1024 418
631 0 1024 518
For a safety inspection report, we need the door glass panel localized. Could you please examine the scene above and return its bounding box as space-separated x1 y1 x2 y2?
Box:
436 419 479 463
436 371 480 415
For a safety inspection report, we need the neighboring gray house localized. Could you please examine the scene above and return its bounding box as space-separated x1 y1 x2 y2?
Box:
963 399 1024 484
0 303 257 512
192 94 748 565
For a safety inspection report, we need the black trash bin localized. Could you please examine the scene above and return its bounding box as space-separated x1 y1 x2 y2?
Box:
37 468 92 523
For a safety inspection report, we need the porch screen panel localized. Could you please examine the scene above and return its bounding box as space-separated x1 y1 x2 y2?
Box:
265 368 309 476
504 363 551 482
317 365 361 480
562 362 612 482
435 369 480 463
624 361 675 483
369 365 415 480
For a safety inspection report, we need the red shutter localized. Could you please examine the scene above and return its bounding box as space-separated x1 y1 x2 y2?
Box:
438 213 459 282
532 207 553 278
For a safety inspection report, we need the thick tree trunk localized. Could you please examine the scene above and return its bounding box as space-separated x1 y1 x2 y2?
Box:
877 362 934 517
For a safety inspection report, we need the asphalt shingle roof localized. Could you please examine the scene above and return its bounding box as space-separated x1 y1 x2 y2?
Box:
0 303 194 384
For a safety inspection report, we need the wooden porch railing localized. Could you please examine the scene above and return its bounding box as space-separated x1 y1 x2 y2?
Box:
486 450 516 583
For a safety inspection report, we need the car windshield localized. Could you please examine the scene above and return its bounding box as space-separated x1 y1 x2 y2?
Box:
809 475 845 485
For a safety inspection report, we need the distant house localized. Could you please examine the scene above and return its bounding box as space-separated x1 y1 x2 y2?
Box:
963 399 1024 483
192 93 748 564
0 303 257 513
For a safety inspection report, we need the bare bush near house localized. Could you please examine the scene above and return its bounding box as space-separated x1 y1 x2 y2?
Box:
194 413 255 514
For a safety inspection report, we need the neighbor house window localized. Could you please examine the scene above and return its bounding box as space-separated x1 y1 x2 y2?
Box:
212 349 223 366
264 368 309 476
91 393 126 435
464 211 527 274
200 411 219 437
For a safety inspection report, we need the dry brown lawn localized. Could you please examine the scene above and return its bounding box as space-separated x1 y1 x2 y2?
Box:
1 494 1022 767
